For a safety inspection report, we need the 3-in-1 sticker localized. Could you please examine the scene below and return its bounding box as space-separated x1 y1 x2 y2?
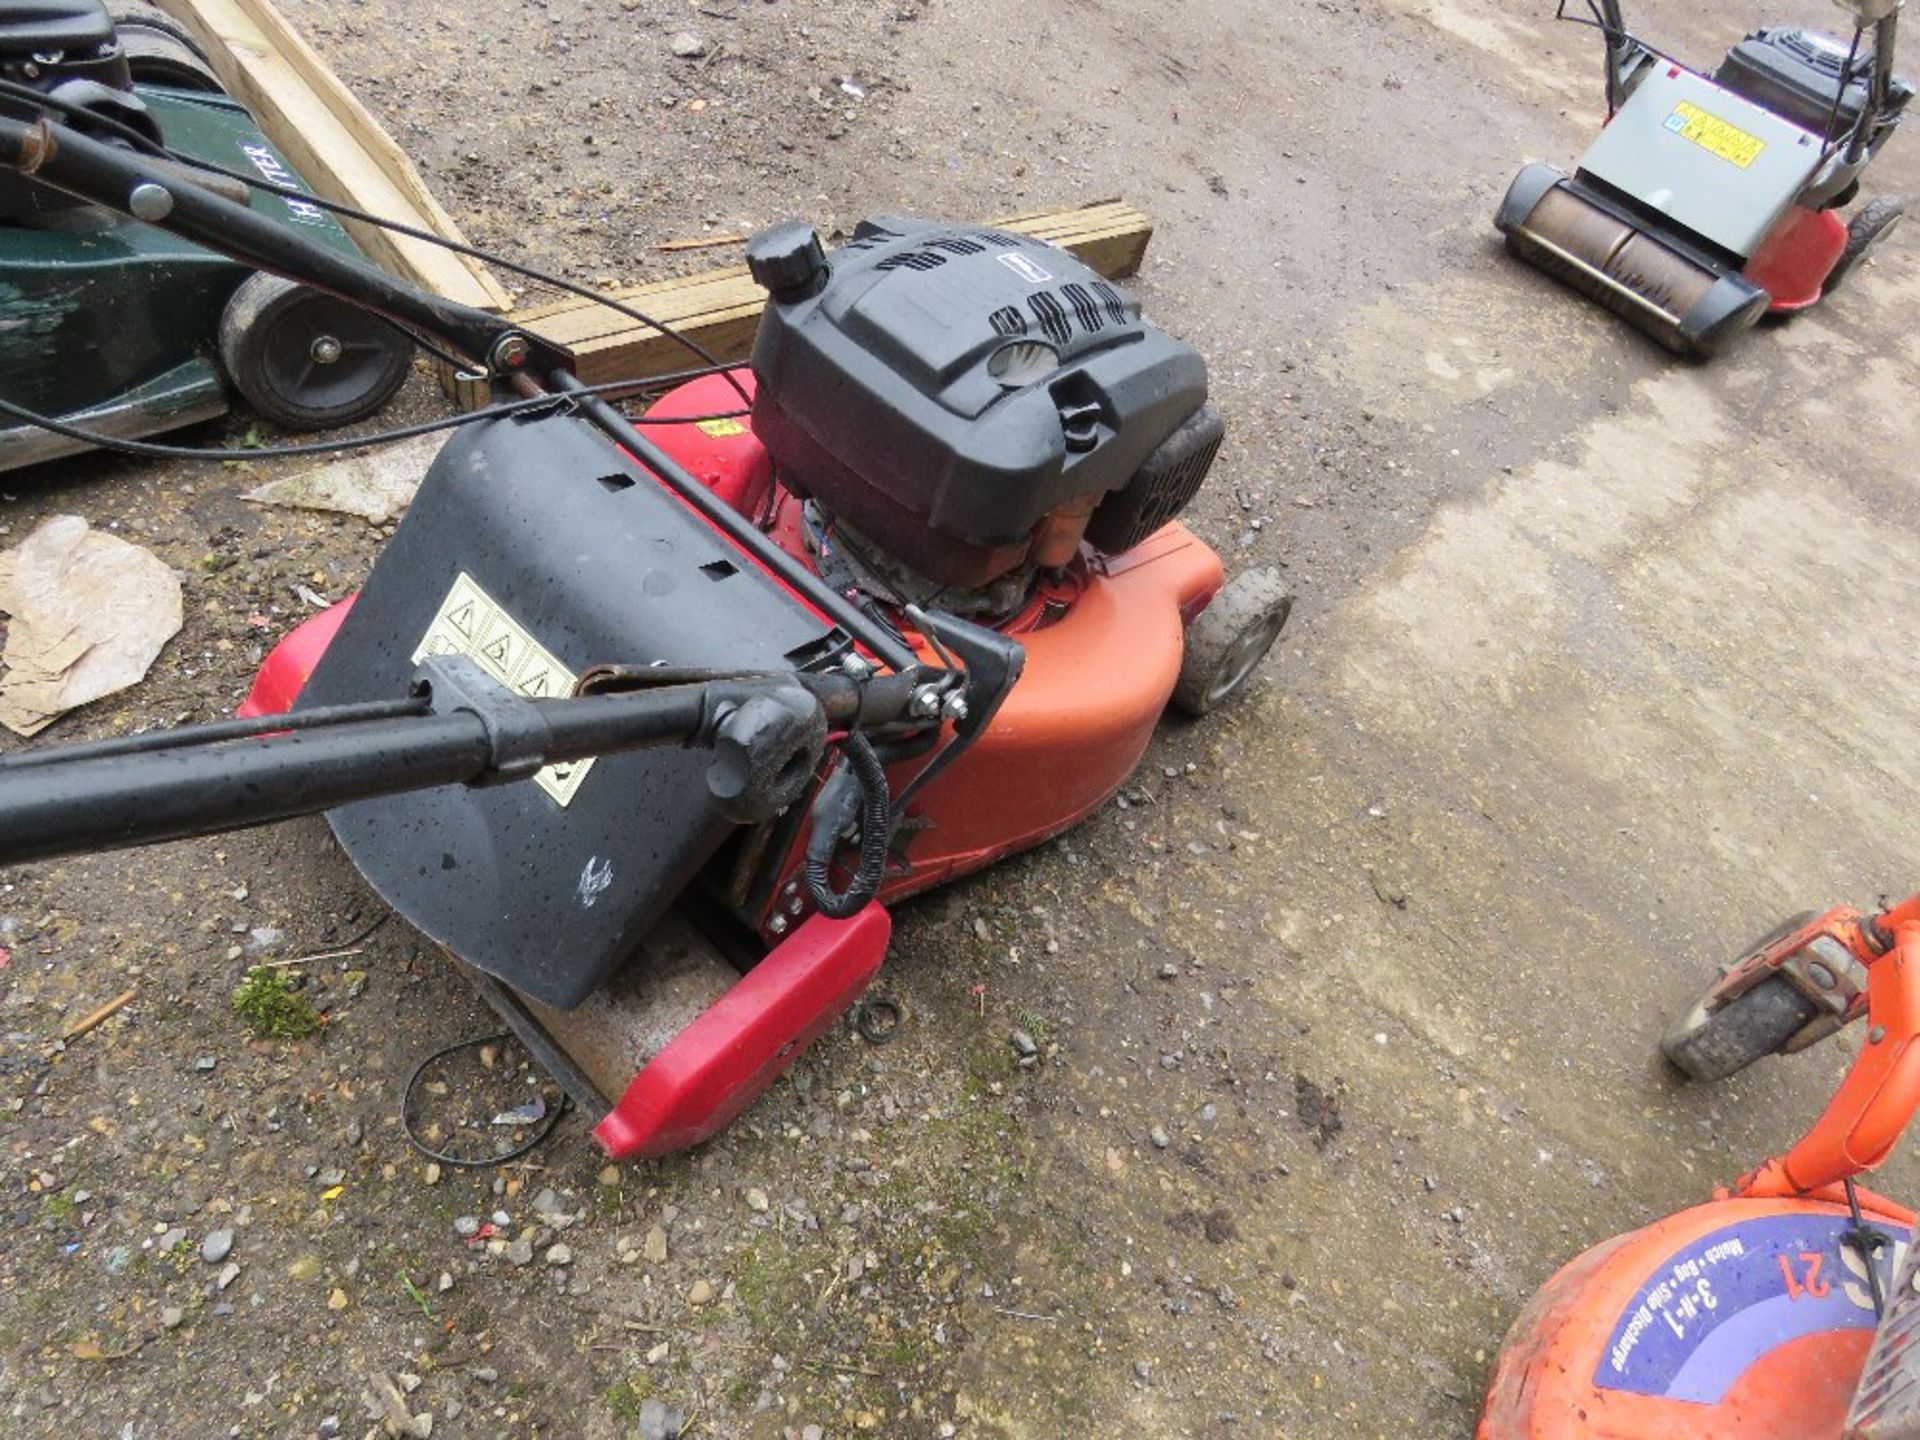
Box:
1664 101 1767 169
1596 1213 1910 1403
412 572 592 807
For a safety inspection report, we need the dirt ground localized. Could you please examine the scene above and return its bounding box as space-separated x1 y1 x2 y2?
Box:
5 0 1920 1436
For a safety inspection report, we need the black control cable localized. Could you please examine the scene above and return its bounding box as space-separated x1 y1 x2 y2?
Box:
1844 1176 1892 1321
0 79 752 406
802 731 892 918
0 380 744 463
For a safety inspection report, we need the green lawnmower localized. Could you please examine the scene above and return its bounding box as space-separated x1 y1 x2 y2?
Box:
0 0 412 472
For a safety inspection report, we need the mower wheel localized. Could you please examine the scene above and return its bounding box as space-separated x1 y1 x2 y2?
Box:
110 1 224 92
1661 976 1820 1084
1826 196 1906 294
1171 567 1293 717
218 274 414 431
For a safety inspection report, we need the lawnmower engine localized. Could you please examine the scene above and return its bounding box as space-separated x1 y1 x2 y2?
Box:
745 217 1222 612
0 0 411 470
1497 5 1913 357
247 216 1287 1160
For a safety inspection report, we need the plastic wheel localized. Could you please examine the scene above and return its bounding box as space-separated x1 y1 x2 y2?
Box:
218 273 413 431
1171 567 1293 717
1825 196 1906 295
109 1 224 92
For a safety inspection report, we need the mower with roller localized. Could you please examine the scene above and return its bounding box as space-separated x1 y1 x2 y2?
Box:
0 99 1293 1162
1480 895 1920 1439
1497 0 1911 357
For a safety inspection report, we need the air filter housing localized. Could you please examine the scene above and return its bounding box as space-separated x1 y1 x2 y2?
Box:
746 217 1218 589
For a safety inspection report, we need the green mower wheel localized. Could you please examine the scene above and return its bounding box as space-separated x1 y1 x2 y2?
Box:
218 273 413 432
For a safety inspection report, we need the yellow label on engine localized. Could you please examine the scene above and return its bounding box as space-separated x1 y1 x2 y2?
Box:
1665 101 1766 169
411 572 592 808
696 417 747 438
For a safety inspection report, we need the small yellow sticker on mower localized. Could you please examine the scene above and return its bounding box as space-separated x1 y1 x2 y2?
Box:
696 417 747 438
412 572 593 808
1665 101 1766 169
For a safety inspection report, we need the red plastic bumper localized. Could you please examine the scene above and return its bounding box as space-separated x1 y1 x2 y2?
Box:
1747 205 1849 313
238 598 356 718
593 904 892 1161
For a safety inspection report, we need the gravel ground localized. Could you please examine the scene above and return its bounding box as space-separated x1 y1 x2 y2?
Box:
5 1 1920 1437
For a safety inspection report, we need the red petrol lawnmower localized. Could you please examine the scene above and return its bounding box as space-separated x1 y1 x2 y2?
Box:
0 103 1293 1162
1480 895 1920 1439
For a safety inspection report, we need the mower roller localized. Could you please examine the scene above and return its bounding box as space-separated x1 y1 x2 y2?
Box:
1496 0 1912 357
0 0 412 472
0 104 1294 1162
1481 895 1920 1439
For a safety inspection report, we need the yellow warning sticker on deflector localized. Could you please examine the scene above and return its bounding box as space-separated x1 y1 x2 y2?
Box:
1665 101 1766 169
411 572 593 808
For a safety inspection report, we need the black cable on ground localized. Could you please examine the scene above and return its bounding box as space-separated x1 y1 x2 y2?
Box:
331 908 394 953
400 1031 570 1168
855 996 903 1045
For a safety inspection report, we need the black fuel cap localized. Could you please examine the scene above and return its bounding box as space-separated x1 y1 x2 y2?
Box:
747 222 827 301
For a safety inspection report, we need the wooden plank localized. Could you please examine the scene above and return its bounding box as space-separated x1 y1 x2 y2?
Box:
511 200 1156 388
154 0 510 312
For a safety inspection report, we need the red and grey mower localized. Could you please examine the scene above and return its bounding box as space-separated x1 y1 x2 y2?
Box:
0 107 1293 1161
1480 895 1920 1439
1497 0 1911 357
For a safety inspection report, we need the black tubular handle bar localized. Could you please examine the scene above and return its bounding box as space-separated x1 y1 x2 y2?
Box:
0 111 921 675
0 658 924 869
0 113 560 377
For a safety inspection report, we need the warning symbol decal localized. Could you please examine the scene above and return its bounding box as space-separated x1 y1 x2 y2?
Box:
411 573 594 807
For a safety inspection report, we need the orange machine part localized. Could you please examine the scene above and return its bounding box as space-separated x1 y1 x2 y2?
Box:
1744 206 1850 313
1740 906 1920 1201
1479 1196 1913 1440
744 518 1224 928
875 521 1221 904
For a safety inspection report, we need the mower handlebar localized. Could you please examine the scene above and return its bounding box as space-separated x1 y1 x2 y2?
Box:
0 656 942 870
0 107 935 676
0 112 563 380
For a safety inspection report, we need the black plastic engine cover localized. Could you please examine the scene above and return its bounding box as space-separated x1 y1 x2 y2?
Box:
749 217 1209 588
296 412 839 1009
1716 27 1914 146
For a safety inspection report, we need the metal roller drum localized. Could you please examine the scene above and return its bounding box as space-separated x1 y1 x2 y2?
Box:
1496 164 1771 357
